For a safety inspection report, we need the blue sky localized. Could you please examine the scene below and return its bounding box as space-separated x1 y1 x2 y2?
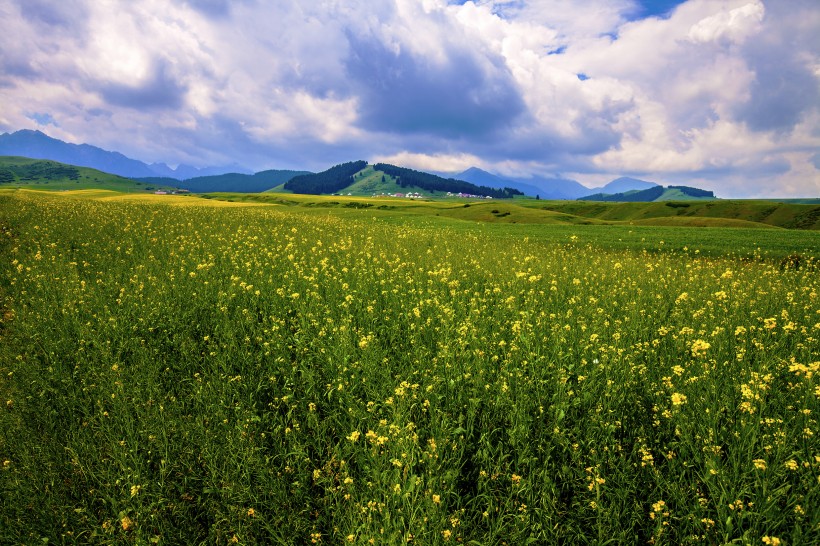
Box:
633 0 689 18
1 0 818 197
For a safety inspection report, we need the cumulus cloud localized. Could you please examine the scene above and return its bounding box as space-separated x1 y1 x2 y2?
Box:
686 1 764 44
0 0 817 196
732 0 820 134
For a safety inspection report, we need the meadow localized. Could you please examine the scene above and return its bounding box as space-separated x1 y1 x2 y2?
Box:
1 189 818 545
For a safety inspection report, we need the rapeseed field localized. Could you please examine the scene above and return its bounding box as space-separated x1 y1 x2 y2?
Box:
0 190 817 544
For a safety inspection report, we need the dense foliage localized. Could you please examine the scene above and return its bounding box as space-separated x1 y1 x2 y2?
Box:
285 161 368 195
374 163 523 198
669 186 715 198
0 191 818 545
579 185 666 202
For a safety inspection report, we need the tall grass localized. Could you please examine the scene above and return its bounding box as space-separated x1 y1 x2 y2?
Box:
1 190 818 545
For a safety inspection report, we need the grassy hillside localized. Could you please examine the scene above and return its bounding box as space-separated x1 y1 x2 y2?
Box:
345 165 408 195
0 156 177 192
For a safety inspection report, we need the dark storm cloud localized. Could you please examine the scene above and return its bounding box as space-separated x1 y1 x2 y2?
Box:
735 43 819 134
178 0 249 18
177 113 371 171
99 62 188 110
470 93 630 165
733 0 819 134
345 33 526 139
0 59 36 84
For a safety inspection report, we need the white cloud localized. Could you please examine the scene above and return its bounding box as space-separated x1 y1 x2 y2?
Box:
687 1 764 44
0 0 817 196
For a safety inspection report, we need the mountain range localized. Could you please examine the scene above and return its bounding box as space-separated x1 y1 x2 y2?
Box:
0 129 700 199
0 129 249 180
455 167 660 200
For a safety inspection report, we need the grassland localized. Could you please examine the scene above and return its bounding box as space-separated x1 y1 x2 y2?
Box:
1 189 818 545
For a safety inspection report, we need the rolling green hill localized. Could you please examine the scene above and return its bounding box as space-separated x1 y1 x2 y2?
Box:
0 156 177 192
282 161 523 198
199 191 820 230
344 164 406 195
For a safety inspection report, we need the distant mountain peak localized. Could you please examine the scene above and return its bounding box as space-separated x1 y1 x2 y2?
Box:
459 166 492 176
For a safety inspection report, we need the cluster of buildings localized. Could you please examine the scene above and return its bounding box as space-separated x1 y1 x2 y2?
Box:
446 192 493 199
152 189 189 195
372 192 426 199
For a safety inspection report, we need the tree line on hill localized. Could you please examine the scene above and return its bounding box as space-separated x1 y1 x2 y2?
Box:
669 186 714 198
0 160 81 184
374 163 523 198
283 161 368 195
579 185 714 202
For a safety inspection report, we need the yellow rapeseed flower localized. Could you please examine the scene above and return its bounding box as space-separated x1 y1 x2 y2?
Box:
690 339 711 357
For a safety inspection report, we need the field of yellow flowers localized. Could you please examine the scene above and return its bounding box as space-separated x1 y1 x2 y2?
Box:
1 190 818 545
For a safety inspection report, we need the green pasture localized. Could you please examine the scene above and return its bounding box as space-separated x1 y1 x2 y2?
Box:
0 189 818 545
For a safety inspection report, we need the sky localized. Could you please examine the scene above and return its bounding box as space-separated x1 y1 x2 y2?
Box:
0 0 818 197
